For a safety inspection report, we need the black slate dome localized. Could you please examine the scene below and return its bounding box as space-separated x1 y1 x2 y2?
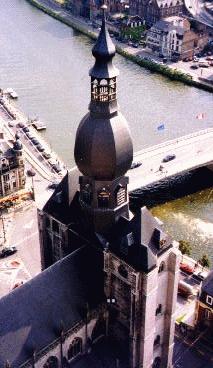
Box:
74 112 133 180
74 4 133 181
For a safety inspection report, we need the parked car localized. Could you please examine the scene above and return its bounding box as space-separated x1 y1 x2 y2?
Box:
199 61 209 68
12 280 24 290
26 131 34 139
31 138 39 145
42 151 51 159
180 262 194 274
178 280 194 298
130 161 142 169
22 126 30 133
8 120 16 127
193 56 199 62
190 64 199 69
162 154 176 163
193 271 208 282
0 246 17 258
27 168 36 177
48 182 59 190
36 144 45 152
52 164 62 173
18 122 26 128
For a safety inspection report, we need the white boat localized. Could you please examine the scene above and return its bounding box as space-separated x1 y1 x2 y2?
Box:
4 88 18 99
31 118 46 131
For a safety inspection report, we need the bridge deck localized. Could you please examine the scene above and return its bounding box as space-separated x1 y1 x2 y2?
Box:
129 128 213 191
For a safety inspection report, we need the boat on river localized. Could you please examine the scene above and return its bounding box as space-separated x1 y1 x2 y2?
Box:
30 118 46 131
4 88 18 99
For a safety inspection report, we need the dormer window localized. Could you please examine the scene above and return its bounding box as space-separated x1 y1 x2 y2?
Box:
156 304 162 316
98 188 110 208
118 264 128 279
206 295 213 306
81 184 92 205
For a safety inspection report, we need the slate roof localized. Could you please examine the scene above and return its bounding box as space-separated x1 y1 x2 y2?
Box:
202 270 213 297
152 19 184 35
42 168 81 224
0 245 104 367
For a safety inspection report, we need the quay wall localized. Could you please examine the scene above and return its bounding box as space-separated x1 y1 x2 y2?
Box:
25 0 213 93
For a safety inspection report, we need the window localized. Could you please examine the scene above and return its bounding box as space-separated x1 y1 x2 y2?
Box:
3 174 9 182
13 182 16 188
98 188 110 208
116 186 126 207
81 184 92 204
156 304 162 316
158 262 165 273
205 309 211 319
153 357 161 368
46 217 50 228
206 295 213 306
43 356 59 368
118 265 128 279
68 338 82 361
52 221 59 233
154 335 160 346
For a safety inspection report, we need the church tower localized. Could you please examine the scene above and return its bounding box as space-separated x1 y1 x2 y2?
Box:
74 4 133 234
39 7 180 368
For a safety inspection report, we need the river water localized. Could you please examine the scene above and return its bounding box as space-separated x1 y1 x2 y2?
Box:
0 0 213 262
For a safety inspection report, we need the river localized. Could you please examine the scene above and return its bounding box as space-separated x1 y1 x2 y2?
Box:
0 0 213 262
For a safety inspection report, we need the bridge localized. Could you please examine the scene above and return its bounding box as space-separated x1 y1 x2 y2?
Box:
128 128 213 192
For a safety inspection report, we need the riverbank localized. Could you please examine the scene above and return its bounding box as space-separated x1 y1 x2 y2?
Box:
25 0 213 93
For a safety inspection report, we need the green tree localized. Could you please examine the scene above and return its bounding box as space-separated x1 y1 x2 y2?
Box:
179 240 192 260
199 254 211 269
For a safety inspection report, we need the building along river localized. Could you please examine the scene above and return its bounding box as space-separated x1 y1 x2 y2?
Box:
0 0 213 262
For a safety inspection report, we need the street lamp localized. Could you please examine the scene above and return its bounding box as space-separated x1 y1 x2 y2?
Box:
0 211 6 245
27 168 36 201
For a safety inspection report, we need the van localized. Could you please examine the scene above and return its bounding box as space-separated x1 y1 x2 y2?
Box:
199 61 209 68
178 280 194 298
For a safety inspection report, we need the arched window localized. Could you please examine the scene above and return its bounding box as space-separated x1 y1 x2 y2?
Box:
91 77 116 102
115 185 126 206
153 357 161 368
118 264 128 279
81 184 92 205
67 337 82 361
155 304 162 316
158 262 165 273
98 188 110 208
154 335 160 346
43 356 59 368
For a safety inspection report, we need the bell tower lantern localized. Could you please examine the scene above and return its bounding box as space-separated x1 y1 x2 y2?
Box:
74 4 133 234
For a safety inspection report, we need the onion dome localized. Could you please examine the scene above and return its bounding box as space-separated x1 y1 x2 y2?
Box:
74 4 133 181
75 112 133 180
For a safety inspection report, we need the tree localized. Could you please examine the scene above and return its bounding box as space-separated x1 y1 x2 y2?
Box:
179 240 192 260
199 254 211 269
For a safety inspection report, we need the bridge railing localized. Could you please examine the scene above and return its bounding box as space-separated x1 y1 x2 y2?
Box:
134 128 213 158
